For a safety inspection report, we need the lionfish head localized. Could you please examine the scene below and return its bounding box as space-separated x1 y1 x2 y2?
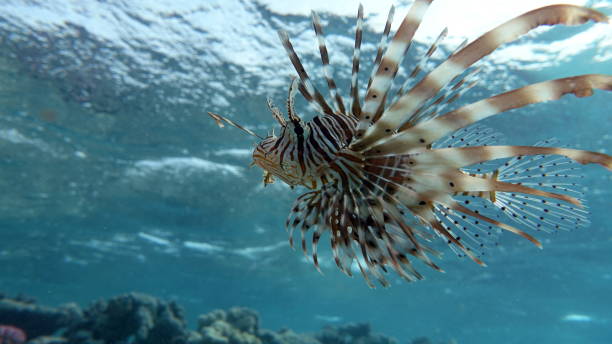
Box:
253 78 315 188
208 78 316 189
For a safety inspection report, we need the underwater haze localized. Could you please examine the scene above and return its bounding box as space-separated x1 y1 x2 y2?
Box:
1 0 611 343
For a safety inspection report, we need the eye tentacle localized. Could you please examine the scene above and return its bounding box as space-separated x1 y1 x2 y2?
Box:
207 112 264 139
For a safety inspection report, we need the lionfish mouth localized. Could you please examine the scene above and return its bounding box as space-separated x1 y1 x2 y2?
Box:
210 2 612 288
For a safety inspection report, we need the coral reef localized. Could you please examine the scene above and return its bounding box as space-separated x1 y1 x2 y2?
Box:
0 292 441 344
317 323 397 344
0 294 81 339
67 293 187 344
189 306 326 344
196 307 262 344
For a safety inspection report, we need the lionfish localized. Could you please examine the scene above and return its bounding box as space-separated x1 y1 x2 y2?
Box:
209 2 612 287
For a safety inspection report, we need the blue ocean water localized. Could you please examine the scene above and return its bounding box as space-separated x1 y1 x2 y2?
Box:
0 1 611 343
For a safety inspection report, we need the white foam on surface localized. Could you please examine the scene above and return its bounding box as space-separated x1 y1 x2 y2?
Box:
314 314 343 322
214 148 253 158
232 241 287 259
561 313 594 322
256 0 591 40
126 157 243 177
2 0 606 109
184 240 225 253
138 232 172 247
182 239 286 260
0 128 53 153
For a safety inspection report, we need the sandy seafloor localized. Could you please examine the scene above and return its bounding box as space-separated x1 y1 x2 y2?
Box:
0 0 611 343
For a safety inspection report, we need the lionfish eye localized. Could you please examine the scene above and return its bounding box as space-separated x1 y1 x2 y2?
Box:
293 125 304 135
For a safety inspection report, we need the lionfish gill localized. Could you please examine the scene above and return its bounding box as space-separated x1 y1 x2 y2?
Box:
209 2 612 287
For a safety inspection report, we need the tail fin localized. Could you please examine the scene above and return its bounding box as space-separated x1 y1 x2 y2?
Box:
493 140 590 233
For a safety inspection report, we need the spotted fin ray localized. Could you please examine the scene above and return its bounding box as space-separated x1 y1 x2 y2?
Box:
352 5 610 151
368 75 612 155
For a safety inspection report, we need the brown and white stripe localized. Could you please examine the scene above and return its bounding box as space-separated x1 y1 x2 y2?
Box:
311 11 346 115
351 5 609 151
367 74 612 155
366 5 396 90
349 4 364 117
354 0 432 136
393 27 449 103
405 145 612 172
277 30 335 116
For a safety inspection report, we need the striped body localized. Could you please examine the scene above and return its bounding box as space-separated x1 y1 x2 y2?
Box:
209 2 612 287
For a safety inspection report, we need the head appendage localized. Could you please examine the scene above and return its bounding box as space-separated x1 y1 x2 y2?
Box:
287 76 301 123
207 112 264 139
267 97 286 126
